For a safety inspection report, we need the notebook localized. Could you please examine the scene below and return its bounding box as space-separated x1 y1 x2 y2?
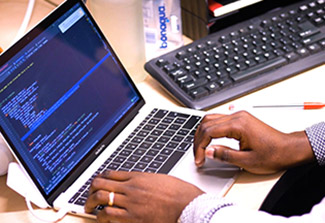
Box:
0 0 238 217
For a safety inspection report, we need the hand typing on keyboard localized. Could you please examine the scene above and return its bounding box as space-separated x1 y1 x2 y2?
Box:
193 111 314 174
85 170 204 223
84 110 319 223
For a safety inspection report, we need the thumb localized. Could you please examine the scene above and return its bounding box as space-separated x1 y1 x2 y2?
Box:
205 145 250 167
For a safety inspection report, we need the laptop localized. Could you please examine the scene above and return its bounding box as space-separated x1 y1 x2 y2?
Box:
0 0 238 217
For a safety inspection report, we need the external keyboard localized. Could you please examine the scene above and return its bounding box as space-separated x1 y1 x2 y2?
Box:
145 0 325 110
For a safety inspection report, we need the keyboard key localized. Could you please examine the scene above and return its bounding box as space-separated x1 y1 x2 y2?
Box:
149 161 162 169
134 149 146 156
177 143 191 151
184 136 194 143
166 142 179 149
155 155 168 162
161 148 173 156
217 78 232 88
113 156 126 163
151 129 163 136
205 82 220 93
158 136 170 143
158 151 185 174
167 112 190 119
119 150 132 157
168 124 181 131
146 149 159 157
154 109 168 118
177 129 189 136
230 57 287 82
189 87 209 99
175 51 187 59
134 162 148 170
152 143 164 150
174 118 186 124
156 59 169 67
107 163 119 170
298 21 320 37
140 156 153 163
308 43 322 52
297 48 310 56
126 143 137 150
69 193 80 203
172 135 184 142
132 137 144 144
162 117 173 124
285 52 300 61
75 198 87 206
145 136 157 143
157 123 168 129
143 124 154 131
129 155 141 162
302 33 325 45
183 116 201 129
163 130 176 137
122 162 135 169
140 142 152 149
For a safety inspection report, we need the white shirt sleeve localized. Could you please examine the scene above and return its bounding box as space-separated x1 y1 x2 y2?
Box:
179 194 325 223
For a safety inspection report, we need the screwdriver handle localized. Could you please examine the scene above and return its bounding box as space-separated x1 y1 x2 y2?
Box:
303 102 325 109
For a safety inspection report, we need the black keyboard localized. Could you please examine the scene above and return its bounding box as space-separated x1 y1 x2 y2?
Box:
145 0 325 110
69 108 201 206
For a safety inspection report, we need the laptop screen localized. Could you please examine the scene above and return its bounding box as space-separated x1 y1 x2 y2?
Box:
0 1 143 196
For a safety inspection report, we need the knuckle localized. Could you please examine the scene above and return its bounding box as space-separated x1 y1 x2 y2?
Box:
91 177 100 188
202 114 213 122
234 111 250 123
200 123 211 135
94 190 106 201
232 111 251 129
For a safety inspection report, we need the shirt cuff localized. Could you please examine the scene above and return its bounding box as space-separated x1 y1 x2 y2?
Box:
178 193 234 223
305 122 325 166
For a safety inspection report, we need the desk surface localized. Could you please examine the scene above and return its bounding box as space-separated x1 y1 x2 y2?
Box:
0 0 324 222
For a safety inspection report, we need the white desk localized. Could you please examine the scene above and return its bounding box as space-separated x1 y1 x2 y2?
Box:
0 0 324 222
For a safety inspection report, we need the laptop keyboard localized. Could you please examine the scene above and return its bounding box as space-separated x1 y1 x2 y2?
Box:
69 108 201 206
144 0 325 109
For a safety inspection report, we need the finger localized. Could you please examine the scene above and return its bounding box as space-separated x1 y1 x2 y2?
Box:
89 177 126 196
194 115 240 167
97 206 131 223
199 113 225 124
101 170 132 181
194 114 236 151
194 115 226 167
205 145 252 168
195 114 226 141
85 190 126 213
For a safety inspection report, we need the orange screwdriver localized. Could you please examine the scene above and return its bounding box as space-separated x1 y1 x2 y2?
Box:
253 102 325 110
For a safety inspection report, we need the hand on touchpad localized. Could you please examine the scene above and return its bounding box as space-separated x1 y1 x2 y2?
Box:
199 137 240 172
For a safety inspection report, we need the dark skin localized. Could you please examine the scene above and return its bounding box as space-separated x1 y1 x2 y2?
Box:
85 171 204 223
85 111 316 222
194 111 315 174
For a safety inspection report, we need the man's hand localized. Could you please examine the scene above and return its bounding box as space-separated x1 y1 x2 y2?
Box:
85 171 204 223
194 111 315 174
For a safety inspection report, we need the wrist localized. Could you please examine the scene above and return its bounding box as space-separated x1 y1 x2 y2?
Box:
283 131 315 168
